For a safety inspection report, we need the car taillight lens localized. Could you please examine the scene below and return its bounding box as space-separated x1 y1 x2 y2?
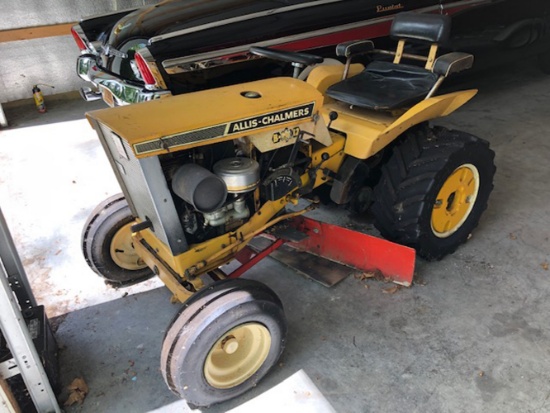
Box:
135 52 156 86
71 26 87 51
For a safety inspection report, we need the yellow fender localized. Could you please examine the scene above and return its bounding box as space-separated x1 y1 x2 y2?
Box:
381 89 478 142
325 89 478 159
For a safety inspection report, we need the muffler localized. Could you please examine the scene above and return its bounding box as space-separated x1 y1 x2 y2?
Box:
172 164 227 213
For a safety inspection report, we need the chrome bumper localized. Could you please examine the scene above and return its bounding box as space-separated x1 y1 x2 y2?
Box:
76 54 171 106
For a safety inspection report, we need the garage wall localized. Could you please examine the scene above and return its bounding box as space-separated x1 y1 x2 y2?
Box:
0 0 159 103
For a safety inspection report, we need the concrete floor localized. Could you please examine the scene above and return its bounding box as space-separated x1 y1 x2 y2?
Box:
1 61 550 412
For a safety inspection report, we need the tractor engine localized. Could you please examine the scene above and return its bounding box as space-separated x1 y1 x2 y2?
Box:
86 76 329 258
160 139 306 245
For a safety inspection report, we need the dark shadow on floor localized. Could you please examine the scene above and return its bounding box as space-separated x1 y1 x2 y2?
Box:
2 92 107 130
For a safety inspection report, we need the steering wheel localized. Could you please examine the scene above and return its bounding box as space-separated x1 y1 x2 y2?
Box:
250 46 324 78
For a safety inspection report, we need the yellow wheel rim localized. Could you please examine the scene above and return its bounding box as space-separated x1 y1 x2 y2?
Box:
204 323 271 389
109 222 147 270
431 164 480 238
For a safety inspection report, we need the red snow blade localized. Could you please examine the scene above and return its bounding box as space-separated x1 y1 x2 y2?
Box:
283 216 416 286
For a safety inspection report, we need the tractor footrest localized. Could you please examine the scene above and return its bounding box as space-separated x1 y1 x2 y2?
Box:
230 217 415 287
268 224 309 243
248 237 351 287
270 244 352 287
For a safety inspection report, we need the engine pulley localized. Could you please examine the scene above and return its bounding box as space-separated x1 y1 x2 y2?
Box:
261 167 301 201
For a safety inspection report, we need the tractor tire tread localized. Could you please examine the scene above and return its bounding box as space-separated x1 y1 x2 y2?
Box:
371 125 495 260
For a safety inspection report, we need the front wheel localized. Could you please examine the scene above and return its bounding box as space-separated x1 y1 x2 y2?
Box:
371 126 496 260
161 279 287 407
82 194 154 286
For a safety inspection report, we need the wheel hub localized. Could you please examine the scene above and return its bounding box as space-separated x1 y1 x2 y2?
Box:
431 164 480 238
109 222 147 270
204 323 271 389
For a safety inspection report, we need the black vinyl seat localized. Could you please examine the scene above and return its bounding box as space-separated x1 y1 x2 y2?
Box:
326 60 439 111
325 12 454 111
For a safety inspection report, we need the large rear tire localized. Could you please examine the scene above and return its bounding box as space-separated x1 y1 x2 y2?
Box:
371 125 496 260
161 279 286 407
82 194 154 286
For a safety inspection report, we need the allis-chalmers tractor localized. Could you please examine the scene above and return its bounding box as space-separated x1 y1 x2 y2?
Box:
82 13 495 407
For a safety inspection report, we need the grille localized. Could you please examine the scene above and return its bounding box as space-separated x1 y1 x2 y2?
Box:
99 124 188 255
134 124 227 155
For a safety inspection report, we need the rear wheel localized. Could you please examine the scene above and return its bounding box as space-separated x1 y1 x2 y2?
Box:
371 126 495 260
161 279 286 407
82 194 153 286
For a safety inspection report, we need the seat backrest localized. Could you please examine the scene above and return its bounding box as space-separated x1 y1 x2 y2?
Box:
333 12 454 81
390 12 451 44
389 13 451 70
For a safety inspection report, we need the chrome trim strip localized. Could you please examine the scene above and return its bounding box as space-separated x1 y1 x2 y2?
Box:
72 24 90 49
162 16 390 72
161 4 444 74
150 0 346 43
76 55 171 105
138 47 168 90
138 47 155 62
72 24 103 55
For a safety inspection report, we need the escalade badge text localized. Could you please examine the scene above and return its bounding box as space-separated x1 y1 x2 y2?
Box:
376 3 404 13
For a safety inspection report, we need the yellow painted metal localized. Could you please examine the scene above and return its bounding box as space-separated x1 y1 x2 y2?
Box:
393 40 405 64
247 121 328 153
324 89 478 159
129 134 346 300
132 234 198 302
306 64 364 95
136 199 287 280
311 133 346 187
425 44 439 70
204 323 271 389
86 78 324 158
109 222 147 270
89 53 476 303
431 164 480 238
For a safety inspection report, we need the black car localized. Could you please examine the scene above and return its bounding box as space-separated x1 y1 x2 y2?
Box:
71 0 550 106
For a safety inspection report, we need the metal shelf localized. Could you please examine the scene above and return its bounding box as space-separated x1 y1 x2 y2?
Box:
0 208 61 413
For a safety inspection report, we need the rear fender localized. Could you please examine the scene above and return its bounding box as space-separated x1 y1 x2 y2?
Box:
336 89 477 159
381 89 478 139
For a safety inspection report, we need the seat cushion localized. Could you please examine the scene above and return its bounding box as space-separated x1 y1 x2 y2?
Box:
326 61 439 110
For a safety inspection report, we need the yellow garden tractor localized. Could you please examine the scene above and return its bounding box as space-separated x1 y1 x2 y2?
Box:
82 13 495 407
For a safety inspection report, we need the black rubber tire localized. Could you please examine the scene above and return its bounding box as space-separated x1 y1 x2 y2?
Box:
161 279 287 407
371 125 496 261
81 194 154 286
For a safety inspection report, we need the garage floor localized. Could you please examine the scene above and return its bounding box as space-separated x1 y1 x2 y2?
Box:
1 61 550 413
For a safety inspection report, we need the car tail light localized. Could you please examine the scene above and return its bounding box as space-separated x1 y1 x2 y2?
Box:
71 26 87 51
135 51 156 86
